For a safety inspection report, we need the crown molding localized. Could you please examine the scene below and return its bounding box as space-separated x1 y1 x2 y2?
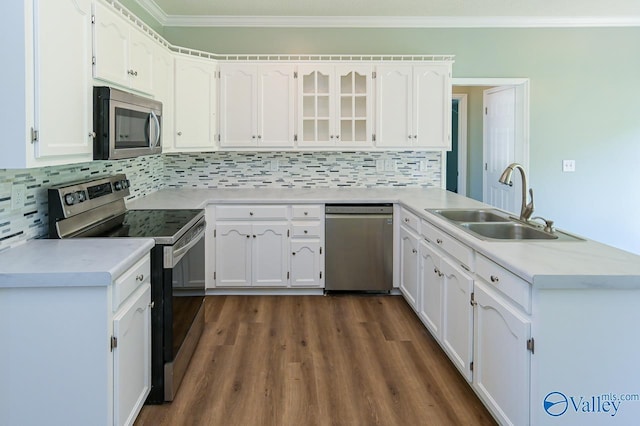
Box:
132 2 640 28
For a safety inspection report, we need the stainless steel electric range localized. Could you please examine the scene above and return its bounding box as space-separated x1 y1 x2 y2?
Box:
48 174 205 404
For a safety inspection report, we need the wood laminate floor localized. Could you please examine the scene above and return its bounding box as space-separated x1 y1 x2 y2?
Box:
135 295 496 426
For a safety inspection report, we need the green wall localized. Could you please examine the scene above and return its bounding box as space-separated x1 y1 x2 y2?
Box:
123 17 640 254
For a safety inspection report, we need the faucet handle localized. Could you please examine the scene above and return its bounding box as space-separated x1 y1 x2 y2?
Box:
531 216 554 233
522 188 535 220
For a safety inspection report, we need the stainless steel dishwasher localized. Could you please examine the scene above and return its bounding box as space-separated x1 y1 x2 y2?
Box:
325 204 394 291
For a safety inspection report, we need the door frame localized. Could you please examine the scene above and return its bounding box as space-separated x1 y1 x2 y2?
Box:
451 94 468 196
451 78 530 205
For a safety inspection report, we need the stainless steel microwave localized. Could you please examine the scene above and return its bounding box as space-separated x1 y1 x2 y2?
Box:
93 86 162 160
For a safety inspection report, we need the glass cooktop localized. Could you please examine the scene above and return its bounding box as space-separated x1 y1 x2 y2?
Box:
103 209 204 244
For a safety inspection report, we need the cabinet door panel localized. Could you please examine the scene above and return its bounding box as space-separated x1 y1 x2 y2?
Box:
33 0 92 158
259 65 295 147
215 223 252 287
399 226 419 311
113 283 151 426
414 65 451 149
174 57 217 150
474 280 530 426
93 2 129 87
375 65 413 147
128 28 154 94
335 65 371 146
220 64 257 147
441 256 474 381
291 239 322 287
252 222 289 287
419 240 443 339
153 46 174 151
298 65 334 146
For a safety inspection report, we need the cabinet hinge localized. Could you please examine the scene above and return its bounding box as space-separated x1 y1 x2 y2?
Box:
91 14 95 24
372 71 376 79
470 361 474 371
287 271 290 279
294 71 298 79
287 229 290 237
214 229 216 237
30 127 38 143
320 247 322 255
372 134 376 142
294 134 298 142
110 335 118 352
320 271 322 279
217 134 221 142
485 107 488 115
461 263 470 272
527 338 535 354
470 292 477 306
92 56 96 65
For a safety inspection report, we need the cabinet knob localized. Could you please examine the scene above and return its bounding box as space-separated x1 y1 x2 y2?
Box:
292 252 296 256
249 212 254 216
436 238 443 245
434 267 439 275
177 131 183 136
89 132 96 139
149 301 155 309
490 275 500 283
404 218 409 223
304 230 308 234
304 212 308 216
252 135 256 139
253 235 257 238
412 248 417 254
258 135 262 139
246 235 250 238
136 274 144 282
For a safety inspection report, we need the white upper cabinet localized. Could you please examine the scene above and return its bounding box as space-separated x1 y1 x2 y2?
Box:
298 64 372 148
1 0 94 169
376 63 451 149
173 55 218 151
152 45 175 152
219 63 295 148
93 1 154 94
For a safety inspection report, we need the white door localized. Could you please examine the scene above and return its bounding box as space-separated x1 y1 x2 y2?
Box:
113 283 151 426
375 65 413 147
441 256 474 382
474 280 531 426
174 56 217 150
219 64 257 147
258 64 295 147
215 223 252 287
252 222 289 287
483 86 518 212
33 0 93 159
290 240 322 287
399 226 419 311
418 240 443 339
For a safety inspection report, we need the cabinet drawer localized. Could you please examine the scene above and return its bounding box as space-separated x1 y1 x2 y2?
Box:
292 205 323 220
113 255 150 311
215 205 288 220
292 221 322 238
476 255 531 314
421 220 474 270
399 208 420 233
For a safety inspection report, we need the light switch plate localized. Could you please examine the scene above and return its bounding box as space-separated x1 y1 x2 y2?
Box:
562 160 576 172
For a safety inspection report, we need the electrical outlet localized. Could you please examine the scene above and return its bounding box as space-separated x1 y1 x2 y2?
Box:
11 184 26 209
562 160 576 172
384 159 396 172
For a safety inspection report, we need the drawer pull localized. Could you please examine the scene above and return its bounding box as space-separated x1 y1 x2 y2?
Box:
135 274 144 282
412 248 417 254
292 252 296 256
304 212 308 216
249 212 254 216
149 301 155 309
304 230 308 234
490 275 500 283
436 238 443 244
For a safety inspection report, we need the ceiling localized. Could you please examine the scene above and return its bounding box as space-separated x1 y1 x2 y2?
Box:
134 0 640 27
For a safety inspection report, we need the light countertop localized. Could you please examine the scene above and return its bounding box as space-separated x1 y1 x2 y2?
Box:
0 238 154 288
128 187 640 289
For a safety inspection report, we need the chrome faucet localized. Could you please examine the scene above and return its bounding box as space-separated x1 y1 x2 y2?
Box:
498 163 534 222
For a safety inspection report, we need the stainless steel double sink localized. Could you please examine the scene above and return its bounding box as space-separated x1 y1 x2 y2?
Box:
426 209 583 241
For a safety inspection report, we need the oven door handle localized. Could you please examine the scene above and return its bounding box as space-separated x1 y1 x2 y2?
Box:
164 222 205 269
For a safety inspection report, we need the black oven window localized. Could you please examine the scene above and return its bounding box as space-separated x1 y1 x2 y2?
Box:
114 107 150 148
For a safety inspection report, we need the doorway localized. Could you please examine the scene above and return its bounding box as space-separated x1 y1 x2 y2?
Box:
449 78 530 215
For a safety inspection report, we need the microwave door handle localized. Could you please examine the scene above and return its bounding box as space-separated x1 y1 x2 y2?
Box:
150 111 160 147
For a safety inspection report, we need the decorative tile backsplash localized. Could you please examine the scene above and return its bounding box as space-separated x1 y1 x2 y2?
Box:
163 151 441 189
0 151 441 252
0 155 164 252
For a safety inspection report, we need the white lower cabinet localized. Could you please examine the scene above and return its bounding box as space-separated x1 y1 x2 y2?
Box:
418 239 443 339
399 225 420 310
473 280 531 426
440 255 474 382
212 204 324 289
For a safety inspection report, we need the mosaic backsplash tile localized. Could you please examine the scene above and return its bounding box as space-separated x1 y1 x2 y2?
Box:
0 151 441 252
163 151 441 189
0 155 164 252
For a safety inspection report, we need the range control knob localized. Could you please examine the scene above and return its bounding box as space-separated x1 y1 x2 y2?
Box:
76 191 86 202
114 181 122 191
64 193 76 206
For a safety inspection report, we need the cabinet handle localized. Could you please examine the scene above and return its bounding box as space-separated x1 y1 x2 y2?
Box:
414 135 418 139
490 275 500 283
434 267 439 275
304 212 308 216
436 238 443 244
412 249 417 254
89 132 96 139
253 235 256 238
136 274 144 282
177 131 182 136
292 252 296 256
408 135 412 140
246 235 250 238
404 218 410 223
149 301 155 309
258 135 262 139
249 212 254 216
304 230 308 234
252 135 256 139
